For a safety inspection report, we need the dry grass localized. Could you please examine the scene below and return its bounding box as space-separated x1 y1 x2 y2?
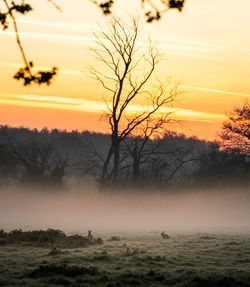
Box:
0 231 250 286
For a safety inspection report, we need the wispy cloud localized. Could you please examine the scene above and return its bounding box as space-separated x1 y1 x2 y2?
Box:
0 30 229 61
183 85 250 98
15 18 94 31
156 35 250 52
0 94 225 123
166 51 219 61
1 59 248 100
0 61 19 69
0 30 93 42
13 19 250 52
1 17 248 65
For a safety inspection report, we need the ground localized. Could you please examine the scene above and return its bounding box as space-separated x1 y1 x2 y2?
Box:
0 232 250 286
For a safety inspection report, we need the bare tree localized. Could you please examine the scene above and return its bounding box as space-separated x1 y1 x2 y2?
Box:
219 100 250 155
14 138 68 188
123 109 174 185
91 17 180 186
138 132 198 187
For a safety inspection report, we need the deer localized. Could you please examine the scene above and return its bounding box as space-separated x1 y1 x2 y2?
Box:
161 231 170 239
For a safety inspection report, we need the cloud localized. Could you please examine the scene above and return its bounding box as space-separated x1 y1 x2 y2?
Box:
1 59 248 100
157 35 250 52
1 28 236 61
183 85 250 98
0 93 225 123
15 19 250 52
15 18 94 32
0 30 93 43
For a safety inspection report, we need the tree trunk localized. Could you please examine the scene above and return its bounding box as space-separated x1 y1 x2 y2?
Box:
132 144 141 185
112 130 120 185
100 144 114 186
100 127 120 187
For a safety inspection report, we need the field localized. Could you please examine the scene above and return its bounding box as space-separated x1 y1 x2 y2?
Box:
0 231 250 287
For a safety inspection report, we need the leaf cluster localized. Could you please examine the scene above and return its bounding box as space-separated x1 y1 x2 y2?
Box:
0 1 32 30
220 101 250 155
92 0 185 23
99 0 114 14
145 0 185 23
169 0 185 11
13 62 58 86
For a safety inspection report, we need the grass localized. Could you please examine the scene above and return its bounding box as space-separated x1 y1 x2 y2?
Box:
0 231 249 286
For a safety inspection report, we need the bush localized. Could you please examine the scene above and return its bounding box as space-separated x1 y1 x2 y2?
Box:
1 229 103 248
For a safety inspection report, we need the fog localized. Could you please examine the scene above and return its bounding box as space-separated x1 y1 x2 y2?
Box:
0 188 249 234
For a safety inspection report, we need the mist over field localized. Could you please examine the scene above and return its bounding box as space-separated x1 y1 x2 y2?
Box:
1 188 249 233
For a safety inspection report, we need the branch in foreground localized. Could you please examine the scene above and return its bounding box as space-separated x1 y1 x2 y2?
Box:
1 0 59 86
13 63 58 86
90 0 185 23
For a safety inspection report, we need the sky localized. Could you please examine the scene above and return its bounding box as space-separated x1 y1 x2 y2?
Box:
0 0 250 140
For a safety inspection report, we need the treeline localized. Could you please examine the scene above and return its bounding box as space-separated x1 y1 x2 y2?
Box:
0 125 249 190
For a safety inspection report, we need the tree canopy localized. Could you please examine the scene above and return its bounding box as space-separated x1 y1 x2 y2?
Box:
220 101 250 155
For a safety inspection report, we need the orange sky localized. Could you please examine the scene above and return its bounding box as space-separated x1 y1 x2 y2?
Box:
0 0 250 140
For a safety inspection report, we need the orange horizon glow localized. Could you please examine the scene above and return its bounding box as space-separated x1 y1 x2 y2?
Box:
0 103 223 141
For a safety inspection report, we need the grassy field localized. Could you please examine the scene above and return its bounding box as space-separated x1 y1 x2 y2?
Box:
0 231 250 286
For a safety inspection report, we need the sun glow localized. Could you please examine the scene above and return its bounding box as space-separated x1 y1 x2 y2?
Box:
0 94 225 124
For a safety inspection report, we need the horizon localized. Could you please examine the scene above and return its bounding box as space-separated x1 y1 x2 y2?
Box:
0 123 215 143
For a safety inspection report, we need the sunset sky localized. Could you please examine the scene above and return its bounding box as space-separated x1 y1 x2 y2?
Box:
0 0 250 140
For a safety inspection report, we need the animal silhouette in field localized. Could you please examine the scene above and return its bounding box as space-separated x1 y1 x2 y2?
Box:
161 231 170 239
87 230 94 242
86 230 103 244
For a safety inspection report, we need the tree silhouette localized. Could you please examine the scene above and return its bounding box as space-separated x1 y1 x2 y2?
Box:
91 17 180 186
123 110 175 185
193 143 249 188
220 101 250 155
0 144 20 185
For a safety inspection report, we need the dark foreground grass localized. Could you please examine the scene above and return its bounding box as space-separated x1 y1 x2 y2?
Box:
0 231 249 286
28 263 98 278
